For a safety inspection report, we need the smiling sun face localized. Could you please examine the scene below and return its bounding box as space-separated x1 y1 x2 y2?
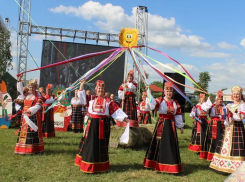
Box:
119 28 138 47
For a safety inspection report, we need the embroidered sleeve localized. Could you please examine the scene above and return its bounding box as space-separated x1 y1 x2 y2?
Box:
28 93 45 115
133 81 138 88
175 100 182 115
155 97 163 110
109 101 128 121
109 101 120 115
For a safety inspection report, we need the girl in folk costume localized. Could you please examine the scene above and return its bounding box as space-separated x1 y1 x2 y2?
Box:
42 84 56 138
74 80 129 173
210 86 245 174
14 87 29 126
137 91 153 124
70 89 85 133
117 70 138 127
188 93 209 153
15 75 45 155
144 82 184 174
199 91 226 161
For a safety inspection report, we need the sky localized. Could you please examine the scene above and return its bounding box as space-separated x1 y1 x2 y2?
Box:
1 0 245 94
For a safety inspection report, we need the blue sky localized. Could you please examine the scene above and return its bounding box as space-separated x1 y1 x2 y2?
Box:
1 0 245 94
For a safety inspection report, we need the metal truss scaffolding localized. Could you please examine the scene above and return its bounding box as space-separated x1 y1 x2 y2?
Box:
18 0 31 83
134 6 148 102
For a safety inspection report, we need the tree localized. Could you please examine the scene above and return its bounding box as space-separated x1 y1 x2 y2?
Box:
193 71 211 95
0 31 13 78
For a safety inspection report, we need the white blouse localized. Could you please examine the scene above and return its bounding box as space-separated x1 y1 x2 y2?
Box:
78 90 127 122
154 97 184 128
118 82 137 99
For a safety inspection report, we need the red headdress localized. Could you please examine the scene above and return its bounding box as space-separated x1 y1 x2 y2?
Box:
216 90 223 100
164 82 173 91
127 70 134 79
142 92 147 96
96 80 105 88
95 80 105 94
46 84 53 90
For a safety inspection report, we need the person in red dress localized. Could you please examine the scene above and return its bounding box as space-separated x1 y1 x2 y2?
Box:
144 82 184 174
42 84 56 138
117 70 138 127
188 93 209 153
137 91 153 124
74 80 129 173
15 74 45 155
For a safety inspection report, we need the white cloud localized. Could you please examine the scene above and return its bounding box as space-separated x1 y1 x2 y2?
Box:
31 34 65 41
240 38 245 49
49 1 211 50
217 42 239 50
10 32 19 57
205 59 245 93
189 51 231 58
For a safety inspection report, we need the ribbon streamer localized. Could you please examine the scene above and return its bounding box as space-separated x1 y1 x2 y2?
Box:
146 46 204 91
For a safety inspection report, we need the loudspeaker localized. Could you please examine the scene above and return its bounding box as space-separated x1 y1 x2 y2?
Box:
163 73 185 113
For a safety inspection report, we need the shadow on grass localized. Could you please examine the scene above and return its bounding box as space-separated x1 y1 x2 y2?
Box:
177 163 210 176
110 164 144 172
44 142 78 146
44 149 77 156
184 125 193 130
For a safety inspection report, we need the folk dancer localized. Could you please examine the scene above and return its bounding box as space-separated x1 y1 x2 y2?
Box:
14 74 45 155
188 93 209 153
199 91 226 161
117 70 138 127
42 84 56 138
144 82 184 174
137 92 153 124
210 86 245 173
14 87 29 126
70 90 85 133
74 80 129 173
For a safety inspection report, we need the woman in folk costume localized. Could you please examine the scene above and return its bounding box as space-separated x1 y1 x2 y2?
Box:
188 93 209 153
70 89 85 133
199 91 226 161
15 74 45 155
117 70 138 127
42 84 56 138
210 86 245 173
14 87 29 126
74 80 129 173
144 82 184 174
137 91 152 124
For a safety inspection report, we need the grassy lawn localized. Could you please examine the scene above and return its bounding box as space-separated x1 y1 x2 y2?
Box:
0 113 227 182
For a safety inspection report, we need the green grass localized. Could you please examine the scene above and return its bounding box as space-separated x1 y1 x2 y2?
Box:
0 114 228 182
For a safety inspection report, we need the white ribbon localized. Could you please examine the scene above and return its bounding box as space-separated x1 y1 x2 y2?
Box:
23 114 38 132
120 122 130 144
